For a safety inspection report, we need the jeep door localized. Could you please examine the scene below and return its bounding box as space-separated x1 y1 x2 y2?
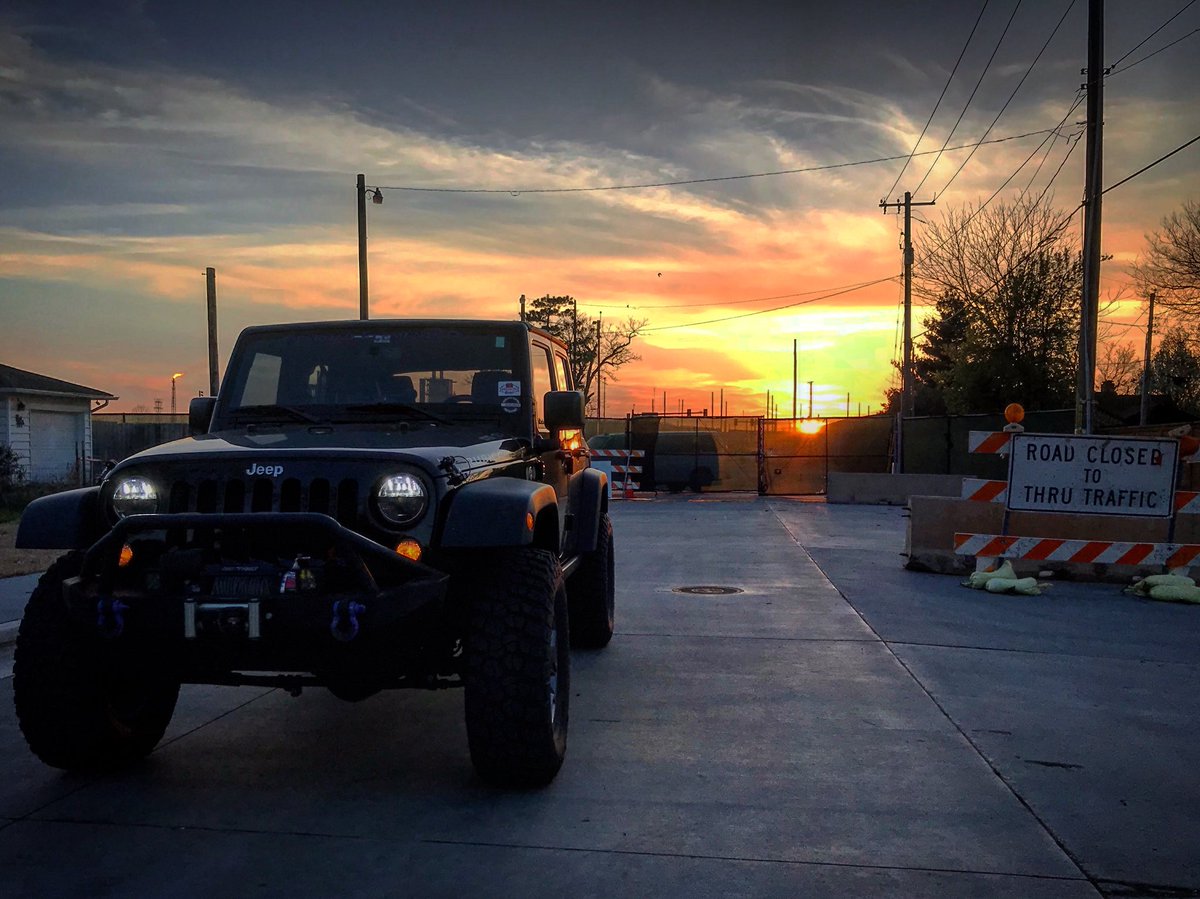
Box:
530 338 570 552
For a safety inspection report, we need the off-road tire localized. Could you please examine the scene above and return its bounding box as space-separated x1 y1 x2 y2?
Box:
463 548 569 787
568 512 614 649
13 553 180 771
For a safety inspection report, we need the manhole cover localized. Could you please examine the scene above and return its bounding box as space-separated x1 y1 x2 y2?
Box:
672 585 744 595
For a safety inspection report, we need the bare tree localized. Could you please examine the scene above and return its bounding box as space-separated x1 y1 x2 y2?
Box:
1097 340 1140 393
908 195 1081 413
524 295 646 405
1133 200 1200 315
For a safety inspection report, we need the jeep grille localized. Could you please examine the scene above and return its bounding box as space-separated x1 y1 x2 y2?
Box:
167 477 361 527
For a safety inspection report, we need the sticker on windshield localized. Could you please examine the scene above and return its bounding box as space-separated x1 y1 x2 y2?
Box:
500 397 521 413
495 337 506 348
498 380 521 397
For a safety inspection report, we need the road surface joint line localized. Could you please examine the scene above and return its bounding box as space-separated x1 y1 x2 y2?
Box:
418 836 1092 883
618 631 879 644
154 687 280 754
2 687 278 831
766 502 1102 893
887 639 1197 667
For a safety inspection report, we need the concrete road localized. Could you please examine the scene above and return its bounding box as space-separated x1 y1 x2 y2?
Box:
1 496 1197 898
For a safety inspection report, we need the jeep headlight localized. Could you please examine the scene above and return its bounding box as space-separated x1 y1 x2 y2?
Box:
111 477 160 518
374 473 427 526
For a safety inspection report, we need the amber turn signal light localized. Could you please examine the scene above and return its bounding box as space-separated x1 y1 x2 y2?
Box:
395 539 422 561
558 428 584 452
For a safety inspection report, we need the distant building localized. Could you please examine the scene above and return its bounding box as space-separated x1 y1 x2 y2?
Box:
1095 380 1189 427
0 364 115 484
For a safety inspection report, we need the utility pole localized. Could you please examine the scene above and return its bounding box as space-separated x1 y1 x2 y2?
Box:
593 316 602 417
880 190 935 473
808 381 814 419
879 191 936 418
519 294 526 322
356 174 369 320
1140 290 1156 426
792 339 798 419
1077 0 1106 433
205 267 219 397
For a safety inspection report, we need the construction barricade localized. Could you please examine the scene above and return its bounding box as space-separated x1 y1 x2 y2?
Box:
589 449 644 500
955 423 1200 577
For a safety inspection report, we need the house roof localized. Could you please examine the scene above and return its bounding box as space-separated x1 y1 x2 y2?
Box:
0 364 115 401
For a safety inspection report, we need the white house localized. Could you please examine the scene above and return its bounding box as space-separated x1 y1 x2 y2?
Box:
0 364 115 484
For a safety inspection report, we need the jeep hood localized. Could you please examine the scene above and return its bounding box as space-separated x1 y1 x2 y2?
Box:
111 425 526 474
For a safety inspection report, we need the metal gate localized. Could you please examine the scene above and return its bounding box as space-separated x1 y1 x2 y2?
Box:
586 414 892 496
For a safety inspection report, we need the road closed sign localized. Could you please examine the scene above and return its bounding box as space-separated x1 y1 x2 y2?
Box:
1007 434 1179 517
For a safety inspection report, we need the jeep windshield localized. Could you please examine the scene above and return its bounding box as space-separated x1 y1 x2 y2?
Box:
214 324 527 434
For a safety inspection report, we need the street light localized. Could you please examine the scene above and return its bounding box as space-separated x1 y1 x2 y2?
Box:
171 372 184 416
356 174 383 321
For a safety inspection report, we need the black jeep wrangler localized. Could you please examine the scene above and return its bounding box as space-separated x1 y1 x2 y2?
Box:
14 319 614 787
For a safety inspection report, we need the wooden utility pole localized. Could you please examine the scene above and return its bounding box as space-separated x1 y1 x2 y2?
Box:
879 190 935 472
205 267 219 397
519 294 526 322
1077 0 1105 433
1140 291 1156 426
792 339 798 419
356 173 369 320
593 316 602 417
879 191 936 418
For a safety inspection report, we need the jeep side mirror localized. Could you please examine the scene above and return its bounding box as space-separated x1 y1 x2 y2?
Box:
189 396 217 435
543 391 585 431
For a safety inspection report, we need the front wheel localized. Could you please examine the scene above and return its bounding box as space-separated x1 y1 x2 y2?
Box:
568 513 615 649
462 548 570 787
13 553 180 771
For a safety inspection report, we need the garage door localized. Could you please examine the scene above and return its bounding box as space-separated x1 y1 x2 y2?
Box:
30 411 80 482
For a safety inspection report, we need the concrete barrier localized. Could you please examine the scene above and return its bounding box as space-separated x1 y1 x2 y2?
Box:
827 472 964 506
906 494 1200 580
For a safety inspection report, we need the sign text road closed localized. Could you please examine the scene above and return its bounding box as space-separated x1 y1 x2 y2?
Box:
1007 434 1179 518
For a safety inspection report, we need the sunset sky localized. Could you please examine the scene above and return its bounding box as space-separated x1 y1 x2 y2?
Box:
1 1 1198 416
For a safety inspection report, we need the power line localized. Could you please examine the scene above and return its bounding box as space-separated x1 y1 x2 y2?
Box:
1102 132 1200 196
908 127 1085 342
367 128 1064 195
1111 25 1200 75
937 0 1078 198
577 277 891 311
912 0 1025 197
642 277 899 333
1109 0 1197 69
915 92 1085 269
882 0 991 202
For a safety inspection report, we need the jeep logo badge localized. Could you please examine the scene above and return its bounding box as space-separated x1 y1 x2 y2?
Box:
245 464 284 477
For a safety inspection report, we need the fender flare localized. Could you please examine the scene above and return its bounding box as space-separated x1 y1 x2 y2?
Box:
568 467 608 555
438 478 559 550
16 487 104 550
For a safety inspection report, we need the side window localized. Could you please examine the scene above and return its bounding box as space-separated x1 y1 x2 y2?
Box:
241 353 282 405
554 353 571 390
530 343 554 433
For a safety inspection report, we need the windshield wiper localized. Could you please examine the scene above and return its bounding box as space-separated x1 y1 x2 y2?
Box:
342 402 449 424
229 404 324 424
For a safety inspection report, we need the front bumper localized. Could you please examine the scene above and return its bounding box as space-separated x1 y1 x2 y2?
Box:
68 513 450 680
